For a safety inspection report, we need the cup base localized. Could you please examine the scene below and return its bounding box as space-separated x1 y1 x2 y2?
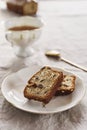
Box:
14 47 34 58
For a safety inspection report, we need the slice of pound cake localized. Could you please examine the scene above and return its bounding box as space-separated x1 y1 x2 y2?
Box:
24 66 63 104
55 75 76 96
6 0 38 15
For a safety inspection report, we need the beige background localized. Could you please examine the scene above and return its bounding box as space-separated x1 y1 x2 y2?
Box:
0 0 87 130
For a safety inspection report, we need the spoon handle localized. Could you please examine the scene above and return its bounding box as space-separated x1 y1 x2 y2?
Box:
61 57 87 72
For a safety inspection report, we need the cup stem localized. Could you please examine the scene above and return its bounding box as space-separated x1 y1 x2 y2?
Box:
13 46 34 58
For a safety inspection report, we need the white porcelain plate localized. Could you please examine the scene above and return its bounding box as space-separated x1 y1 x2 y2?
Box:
1 64 85 114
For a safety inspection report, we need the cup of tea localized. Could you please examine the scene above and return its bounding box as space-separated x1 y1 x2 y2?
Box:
5 16 44 57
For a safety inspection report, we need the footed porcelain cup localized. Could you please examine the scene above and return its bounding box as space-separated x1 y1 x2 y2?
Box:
5 16 44 58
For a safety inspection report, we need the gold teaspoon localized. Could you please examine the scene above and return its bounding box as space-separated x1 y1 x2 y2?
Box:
45 50 87 72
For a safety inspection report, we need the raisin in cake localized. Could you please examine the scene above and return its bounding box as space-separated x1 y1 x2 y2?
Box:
24 66 63 104
55 75 76 96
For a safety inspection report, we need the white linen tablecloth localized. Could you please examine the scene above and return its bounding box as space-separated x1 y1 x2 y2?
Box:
0 1 87 130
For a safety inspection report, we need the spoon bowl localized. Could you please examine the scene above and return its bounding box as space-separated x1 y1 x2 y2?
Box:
45 50 61 58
